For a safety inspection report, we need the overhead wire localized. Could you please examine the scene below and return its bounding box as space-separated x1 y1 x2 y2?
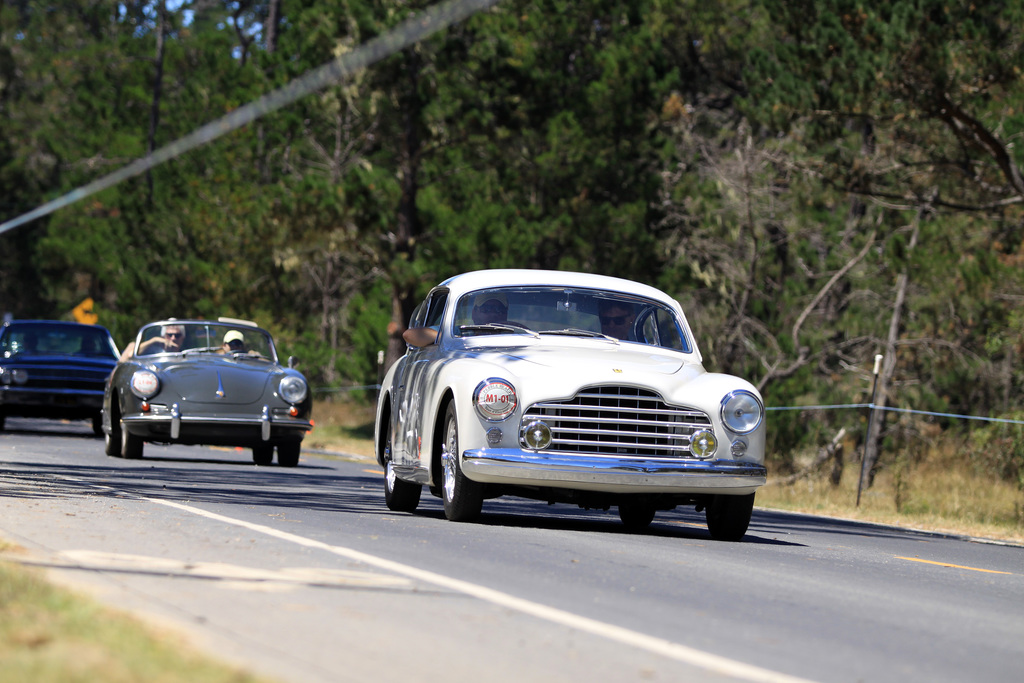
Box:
0 0 502 237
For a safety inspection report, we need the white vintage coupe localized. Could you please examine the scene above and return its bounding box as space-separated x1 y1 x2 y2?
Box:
375 269 767 540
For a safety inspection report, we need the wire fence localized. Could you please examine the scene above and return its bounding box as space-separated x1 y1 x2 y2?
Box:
767 403 1024 426
312 387 1024 428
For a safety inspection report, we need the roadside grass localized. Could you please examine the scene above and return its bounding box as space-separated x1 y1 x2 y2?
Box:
304 396 377 459
307 398 1024 545
758 443 1024 545
0 542 273 683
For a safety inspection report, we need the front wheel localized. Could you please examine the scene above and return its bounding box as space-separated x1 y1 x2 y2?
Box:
705 493 755 542
277 442 300 468
440 402 483 522
120 421 144 459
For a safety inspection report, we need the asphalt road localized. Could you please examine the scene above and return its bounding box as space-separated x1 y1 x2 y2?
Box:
1 417 1022 683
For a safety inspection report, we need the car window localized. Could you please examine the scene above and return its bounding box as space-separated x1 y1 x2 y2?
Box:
423 291 448 329
452 286 692 353
1 324 117 359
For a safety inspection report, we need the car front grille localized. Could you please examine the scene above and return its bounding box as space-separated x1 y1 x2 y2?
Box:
520 386 712 458
6 365 110 391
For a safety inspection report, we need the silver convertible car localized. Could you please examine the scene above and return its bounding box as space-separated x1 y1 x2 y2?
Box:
103 318 312 466
375 270 768 541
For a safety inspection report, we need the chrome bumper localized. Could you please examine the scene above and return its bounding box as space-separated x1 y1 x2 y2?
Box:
461 448 767 494
123 402 312 441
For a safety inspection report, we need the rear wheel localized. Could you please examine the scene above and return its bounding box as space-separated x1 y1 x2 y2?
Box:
277 442 300 468
618 502 656 531
705 493 755 542
120 421 143 459
383 425 421 512
252 445 274 466
440 402 484 522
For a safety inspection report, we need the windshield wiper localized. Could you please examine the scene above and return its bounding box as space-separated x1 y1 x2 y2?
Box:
539 328 619 342
459 322 540 338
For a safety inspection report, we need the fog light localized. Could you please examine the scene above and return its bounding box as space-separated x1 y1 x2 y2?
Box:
522 420 552 450
486 428 503 446
731 439 747 457
689 429 717 459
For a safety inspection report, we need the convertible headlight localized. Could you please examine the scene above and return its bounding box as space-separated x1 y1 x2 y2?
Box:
720 390 763 435
130 370 160 398
279 376 308 404
474 378 517 421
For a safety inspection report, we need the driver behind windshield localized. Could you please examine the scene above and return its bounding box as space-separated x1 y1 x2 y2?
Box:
472 293 509 325
598 300 636 340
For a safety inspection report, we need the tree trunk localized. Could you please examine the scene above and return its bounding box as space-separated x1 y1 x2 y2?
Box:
145 1 166 204
860 201 928 491
384 49 424 373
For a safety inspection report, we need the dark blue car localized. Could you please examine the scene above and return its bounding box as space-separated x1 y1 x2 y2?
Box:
0 320 119 434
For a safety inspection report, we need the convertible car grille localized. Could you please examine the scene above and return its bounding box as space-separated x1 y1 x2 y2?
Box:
520 386 713 458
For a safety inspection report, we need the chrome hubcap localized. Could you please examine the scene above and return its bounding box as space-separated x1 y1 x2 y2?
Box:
442 419 457 501
386 460 396 491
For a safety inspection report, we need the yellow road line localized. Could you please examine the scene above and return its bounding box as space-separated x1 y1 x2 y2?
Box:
896 556 1012 575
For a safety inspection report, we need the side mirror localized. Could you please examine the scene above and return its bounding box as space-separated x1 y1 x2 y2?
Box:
288 356 299 369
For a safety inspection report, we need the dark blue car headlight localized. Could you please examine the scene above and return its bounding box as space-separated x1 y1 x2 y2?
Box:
279 376 308 404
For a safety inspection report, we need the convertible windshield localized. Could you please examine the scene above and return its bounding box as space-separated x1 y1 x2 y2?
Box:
134 322 276 360
451 287 691 352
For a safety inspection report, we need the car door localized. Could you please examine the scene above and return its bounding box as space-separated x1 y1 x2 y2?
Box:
395 289 449 468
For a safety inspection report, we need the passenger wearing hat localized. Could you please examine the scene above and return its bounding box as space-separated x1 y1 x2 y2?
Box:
222 330 246 354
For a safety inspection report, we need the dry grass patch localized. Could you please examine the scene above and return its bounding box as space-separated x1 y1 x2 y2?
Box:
304 397 377 459
759 449 1024 545
0 556 273 683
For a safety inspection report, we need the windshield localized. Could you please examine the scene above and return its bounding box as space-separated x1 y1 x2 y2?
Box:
134 322 276 361
451 287 692 352
1 324 117 360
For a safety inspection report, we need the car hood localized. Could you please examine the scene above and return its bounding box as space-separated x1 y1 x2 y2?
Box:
462 340 691 378
153 358 277 405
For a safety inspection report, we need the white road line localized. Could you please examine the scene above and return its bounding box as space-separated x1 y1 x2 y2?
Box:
148 497 816 683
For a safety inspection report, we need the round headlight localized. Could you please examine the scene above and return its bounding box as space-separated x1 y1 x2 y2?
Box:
11 368 29 385
473 378 517 421
690 429 718 458
720 390 763 434
279 376 308 404
521 420 552 450
130 370 160 398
